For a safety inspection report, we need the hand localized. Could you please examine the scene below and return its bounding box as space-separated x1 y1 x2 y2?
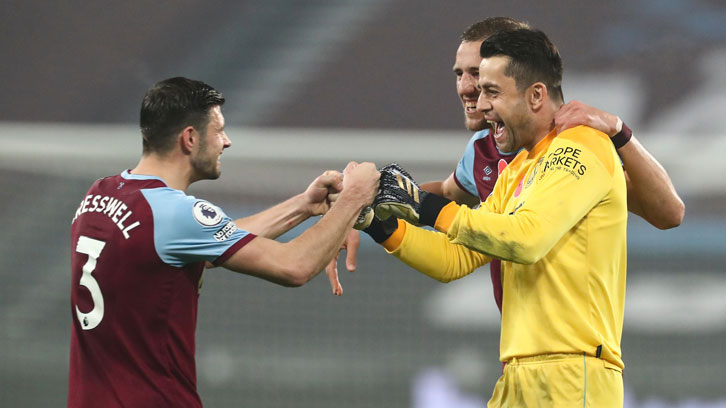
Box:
372 163 427 225
555 100 620 137
341 161 380 208
304 170 344 216
324 229 361 295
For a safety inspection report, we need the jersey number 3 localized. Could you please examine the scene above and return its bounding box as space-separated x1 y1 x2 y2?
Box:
75 236 107 330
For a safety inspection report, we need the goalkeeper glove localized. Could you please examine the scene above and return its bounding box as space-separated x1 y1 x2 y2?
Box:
373 163 426 224
373 163 452 227
354 206 374 230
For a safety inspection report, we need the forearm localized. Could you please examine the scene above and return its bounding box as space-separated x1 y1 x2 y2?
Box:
286 194 361 280
235 193 313 239
619 136 684 229
385 220 489 282
438 203 559 264
228 193 361 287
422 173 479 207
420 181 444 195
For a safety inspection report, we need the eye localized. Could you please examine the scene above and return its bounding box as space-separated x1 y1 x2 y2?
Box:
454 69 463 78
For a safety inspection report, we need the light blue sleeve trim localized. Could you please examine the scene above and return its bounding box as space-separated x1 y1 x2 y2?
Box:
454 130 489 197
141 188 252 267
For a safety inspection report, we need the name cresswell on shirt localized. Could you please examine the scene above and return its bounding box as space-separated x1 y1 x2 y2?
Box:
72 195 141 239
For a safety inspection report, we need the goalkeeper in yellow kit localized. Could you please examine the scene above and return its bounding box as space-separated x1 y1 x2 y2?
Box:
363 28 627 407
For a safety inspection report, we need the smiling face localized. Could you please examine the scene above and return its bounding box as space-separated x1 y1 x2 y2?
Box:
454 40 487 131
476 55 534 153
191 105 230 180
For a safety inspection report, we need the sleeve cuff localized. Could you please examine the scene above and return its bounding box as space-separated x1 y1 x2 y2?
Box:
382 219 407 251
433 201 461 233
213 234 257 266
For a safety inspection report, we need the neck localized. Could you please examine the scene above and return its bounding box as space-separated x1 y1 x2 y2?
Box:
131 153 193 191
525 99 562 151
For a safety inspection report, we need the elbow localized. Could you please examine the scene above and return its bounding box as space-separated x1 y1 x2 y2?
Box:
509 241 548 265
653 201 686 230
277 264 317 287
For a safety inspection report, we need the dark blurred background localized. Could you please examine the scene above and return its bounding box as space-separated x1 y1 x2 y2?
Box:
1 0 725 407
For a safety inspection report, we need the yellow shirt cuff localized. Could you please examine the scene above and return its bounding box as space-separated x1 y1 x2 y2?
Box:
382 219 407 251
434 201 460 233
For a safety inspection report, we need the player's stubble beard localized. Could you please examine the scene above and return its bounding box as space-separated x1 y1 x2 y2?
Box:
191 130 222 181
465 111 491 133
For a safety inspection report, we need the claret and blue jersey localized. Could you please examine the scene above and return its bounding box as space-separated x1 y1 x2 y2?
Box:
454 129 518 202
69 170 255 408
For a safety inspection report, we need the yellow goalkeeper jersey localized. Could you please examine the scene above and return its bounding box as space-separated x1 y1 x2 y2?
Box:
388 126 627 369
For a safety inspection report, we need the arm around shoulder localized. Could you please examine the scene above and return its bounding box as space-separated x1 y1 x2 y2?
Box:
619 135 685 229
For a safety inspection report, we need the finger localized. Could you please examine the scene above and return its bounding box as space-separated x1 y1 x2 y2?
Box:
325 255 343 296
343 161 360 176
327 192 340 204
344 229 361 272
316 172 343 189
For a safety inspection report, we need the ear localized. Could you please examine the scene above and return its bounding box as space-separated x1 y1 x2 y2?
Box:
179 126 197 154
528 82 548 111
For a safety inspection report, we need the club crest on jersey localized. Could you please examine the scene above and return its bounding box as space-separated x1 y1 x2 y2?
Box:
193 201 224 227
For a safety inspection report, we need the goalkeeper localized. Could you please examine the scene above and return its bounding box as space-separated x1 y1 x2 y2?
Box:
362 29 628 407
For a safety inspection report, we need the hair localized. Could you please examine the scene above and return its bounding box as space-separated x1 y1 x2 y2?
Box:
139 77 225 155
479 28 564 102
460 17 530 42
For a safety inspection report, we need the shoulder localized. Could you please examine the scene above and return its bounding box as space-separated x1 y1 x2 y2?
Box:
141 188 228 227
555 125 615 175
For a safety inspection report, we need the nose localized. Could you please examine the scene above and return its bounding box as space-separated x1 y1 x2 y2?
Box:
476 91 492 115
222 132 232 148
459 73 478 96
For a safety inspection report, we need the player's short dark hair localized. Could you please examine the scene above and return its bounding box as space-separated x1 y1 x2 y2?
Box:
140 77 225 155
460 17 530 42
479 28 564 102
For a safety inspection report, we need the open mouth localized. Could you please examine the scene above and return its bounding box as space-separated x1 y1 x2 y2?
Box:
488 120 506 140
464 100 478 115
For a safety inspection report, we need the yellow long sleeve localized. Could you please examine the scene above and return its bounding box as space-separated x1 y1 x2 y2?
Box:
387 220 490 282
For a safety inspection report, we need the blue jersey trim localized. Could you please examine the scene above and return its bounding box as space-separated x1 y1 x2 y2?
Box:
141 188 252 267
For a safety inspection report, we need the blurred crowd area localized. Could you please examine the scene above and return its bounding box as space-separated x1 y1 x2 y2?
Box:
2 0 726 406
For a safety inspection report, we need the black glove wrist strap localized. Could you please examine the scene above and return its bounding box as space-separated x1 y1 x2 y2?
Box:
420 193 451 227
363 216 400 244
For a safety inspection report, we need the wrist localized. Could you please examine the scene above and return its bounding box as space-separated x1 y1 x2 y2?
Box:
610 120 632 150
363 216 400 244
297 192 321 217
419 193 452 227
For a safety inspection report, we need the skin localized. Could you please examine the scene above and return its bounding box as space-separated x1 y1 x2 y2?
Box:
132 105 380 289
